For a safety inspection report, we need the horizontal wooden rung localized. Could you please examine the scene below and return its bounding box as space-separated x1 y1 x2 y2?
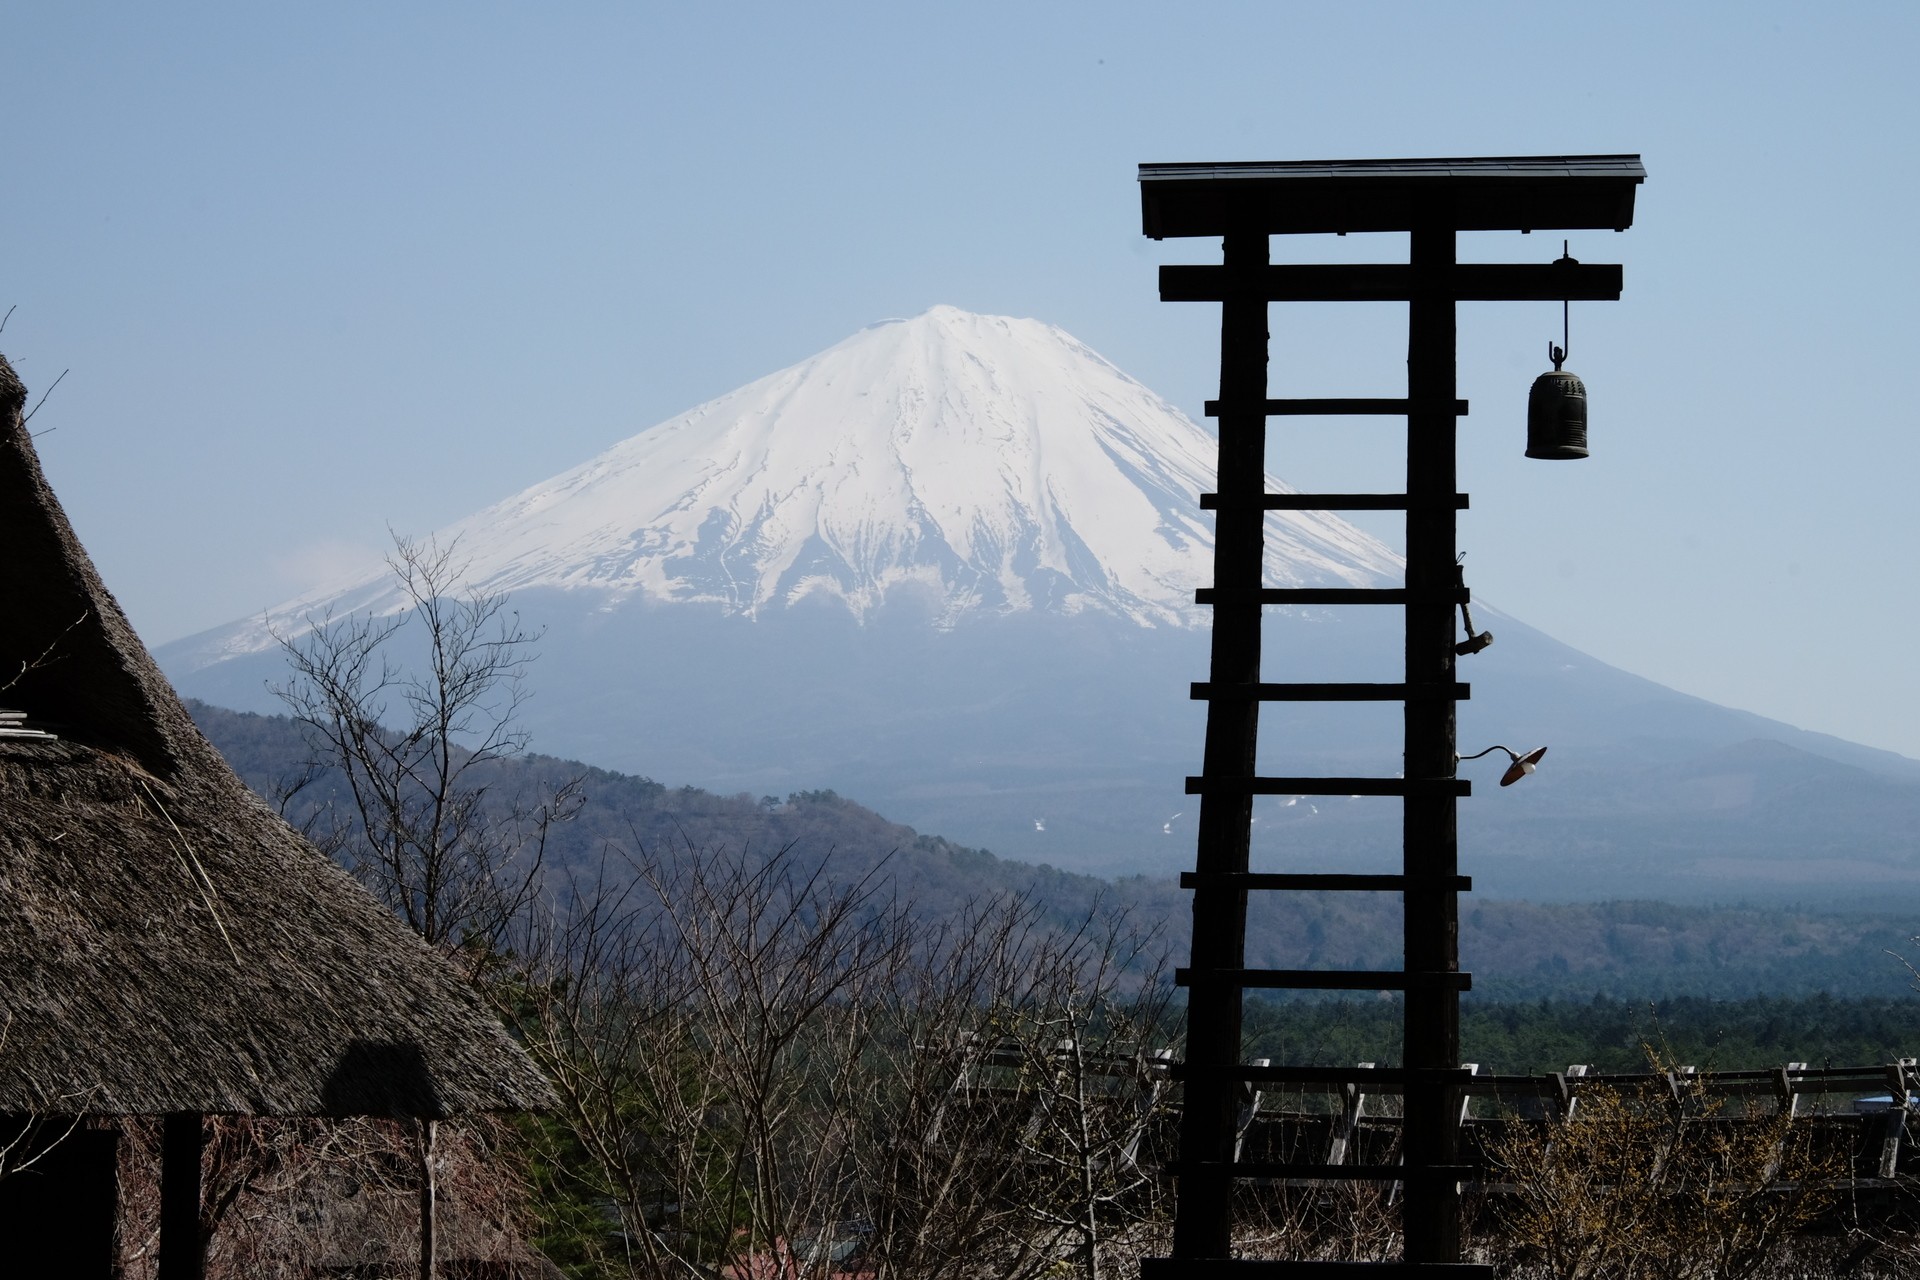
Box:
1180 872 1472 893
1196 587 1469 606
1203 398 1469 418
1182 1163 1407 1183
1161 261 1624 303
1171 1161 1478 1183
1191 682 1469 702
1144 1259 1495 1280
1201 492 1469 511
1171 1063 1479 1085
1174 968 1472 992
1164 1063 1904 1098
1185 776 1470 797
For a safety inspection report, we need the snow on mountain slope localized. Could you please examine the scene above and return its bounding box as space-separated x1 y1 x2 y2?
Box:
188 306 1400 662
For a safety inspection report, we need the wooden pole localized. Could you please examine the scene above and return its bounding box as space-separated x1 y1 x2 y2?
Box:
1171 221 1267 1259
158 1112 205 1280
1401 216 1463 1264
418 1117 438 1280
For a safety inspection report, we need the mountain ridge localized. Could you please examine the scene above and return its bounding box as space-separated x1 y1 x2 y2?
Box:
160 307 1920 899
185 698 1919 1002
170 306 1397 672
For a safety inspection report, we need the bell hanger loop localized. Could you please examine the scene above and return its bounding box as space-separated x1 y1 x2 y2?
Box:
1550 239 1575 371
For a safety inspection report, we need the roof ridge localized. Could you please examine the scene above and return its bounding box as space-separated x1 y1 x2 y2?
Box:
0 352 197 776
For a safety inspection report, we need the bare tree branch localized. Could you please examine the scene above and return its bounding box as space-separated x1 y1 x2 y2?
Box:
0 610 88 696
269 533 581 978
23 366 67 430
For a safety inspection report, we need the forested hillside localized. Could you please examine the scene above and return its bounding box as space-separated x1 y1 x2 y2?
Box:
190 700 1920 1001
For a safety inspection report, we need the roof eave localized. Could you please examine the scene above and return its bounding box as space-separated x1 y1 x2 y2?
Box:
1139 154 1646 239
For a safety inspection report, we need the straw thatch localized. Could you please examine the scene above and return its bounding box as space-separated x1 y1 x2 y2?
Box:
0 354 553 1117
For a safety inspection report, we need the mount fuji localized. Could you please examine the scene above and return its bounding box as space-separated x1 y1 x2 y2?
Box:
163 308 1920 904
183 306 1397 649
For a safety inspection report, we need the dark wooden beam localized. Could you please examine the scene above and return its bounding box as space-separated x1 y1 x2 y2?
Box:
1186 776 1469 797
1180 872 1472 892
1191 682 1469 701
1202 492 1468 511
1174 1162 1481 1183
1401 217 1464 1266
1171 222 1269 1260
1162 262 1622 303
1172 1063 1480 1085
158 1113 205 1280
1138 153 1644 242
1175 968 1473 991
0 1119 118 1276
418 1119 438 1280
1202 397 1468 416
1145 1256 1496 1279
1196 587 1468 605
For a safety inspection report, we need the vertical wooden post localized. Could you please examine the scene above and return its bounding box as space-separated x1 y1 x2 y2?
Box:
1171 221 1268 1260
1401 216 1463 1264
158 1112 205 1280
418 1117 438 1280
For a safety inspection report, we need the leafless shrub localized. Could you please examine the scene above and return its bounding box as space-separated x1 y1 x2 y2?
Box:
1488 1050 1843 1280
507 841 1179 1280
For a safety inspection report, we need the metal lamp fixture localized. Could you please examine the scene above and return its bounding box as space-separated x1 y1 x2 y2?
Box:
1526 242 1589 460
1458 744 1549 786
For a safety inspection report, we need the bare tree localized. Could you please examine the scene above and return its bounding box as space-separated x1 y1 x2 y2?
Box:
510 842 916 1279
1489 1053 1842 1280
982 911 1176 1280
269 533 579 1279
848 896 1068 1280
510 849 1184 1280
0 1013 97 1193
272 533 581 973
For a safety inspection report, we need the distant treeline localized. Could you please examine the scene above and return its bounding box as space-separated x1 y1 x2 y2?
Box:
1242 992 1920 1075
188 699 1920 1003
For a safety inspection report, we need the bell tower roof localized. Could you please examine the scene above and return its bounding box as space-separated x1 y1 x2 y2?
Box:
1140 153 1645 239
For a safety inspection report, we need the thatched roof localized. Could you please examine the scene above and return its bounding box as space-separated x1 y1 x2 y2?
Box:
0 354 554 1117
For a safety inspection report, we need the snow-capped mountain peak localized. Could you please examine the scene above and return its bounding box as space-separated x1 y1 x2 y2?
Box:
207 307 1401 658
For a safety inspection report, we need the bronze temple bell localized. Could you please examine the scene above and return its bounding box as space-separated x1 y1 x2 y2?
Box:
1527 346 1587 459
1526 244 1589 460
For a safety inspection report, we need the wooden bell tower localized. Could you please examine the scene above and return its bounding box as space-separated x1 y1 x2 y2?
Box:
1137 155 1644 1276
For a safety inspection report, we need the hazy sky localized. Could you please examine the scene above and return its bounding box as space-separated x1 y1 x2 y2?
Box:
5 3 1918 758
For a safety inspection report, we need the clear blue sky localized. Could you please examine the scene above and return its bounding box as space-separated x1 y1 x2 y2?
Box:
6 2 1918 758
